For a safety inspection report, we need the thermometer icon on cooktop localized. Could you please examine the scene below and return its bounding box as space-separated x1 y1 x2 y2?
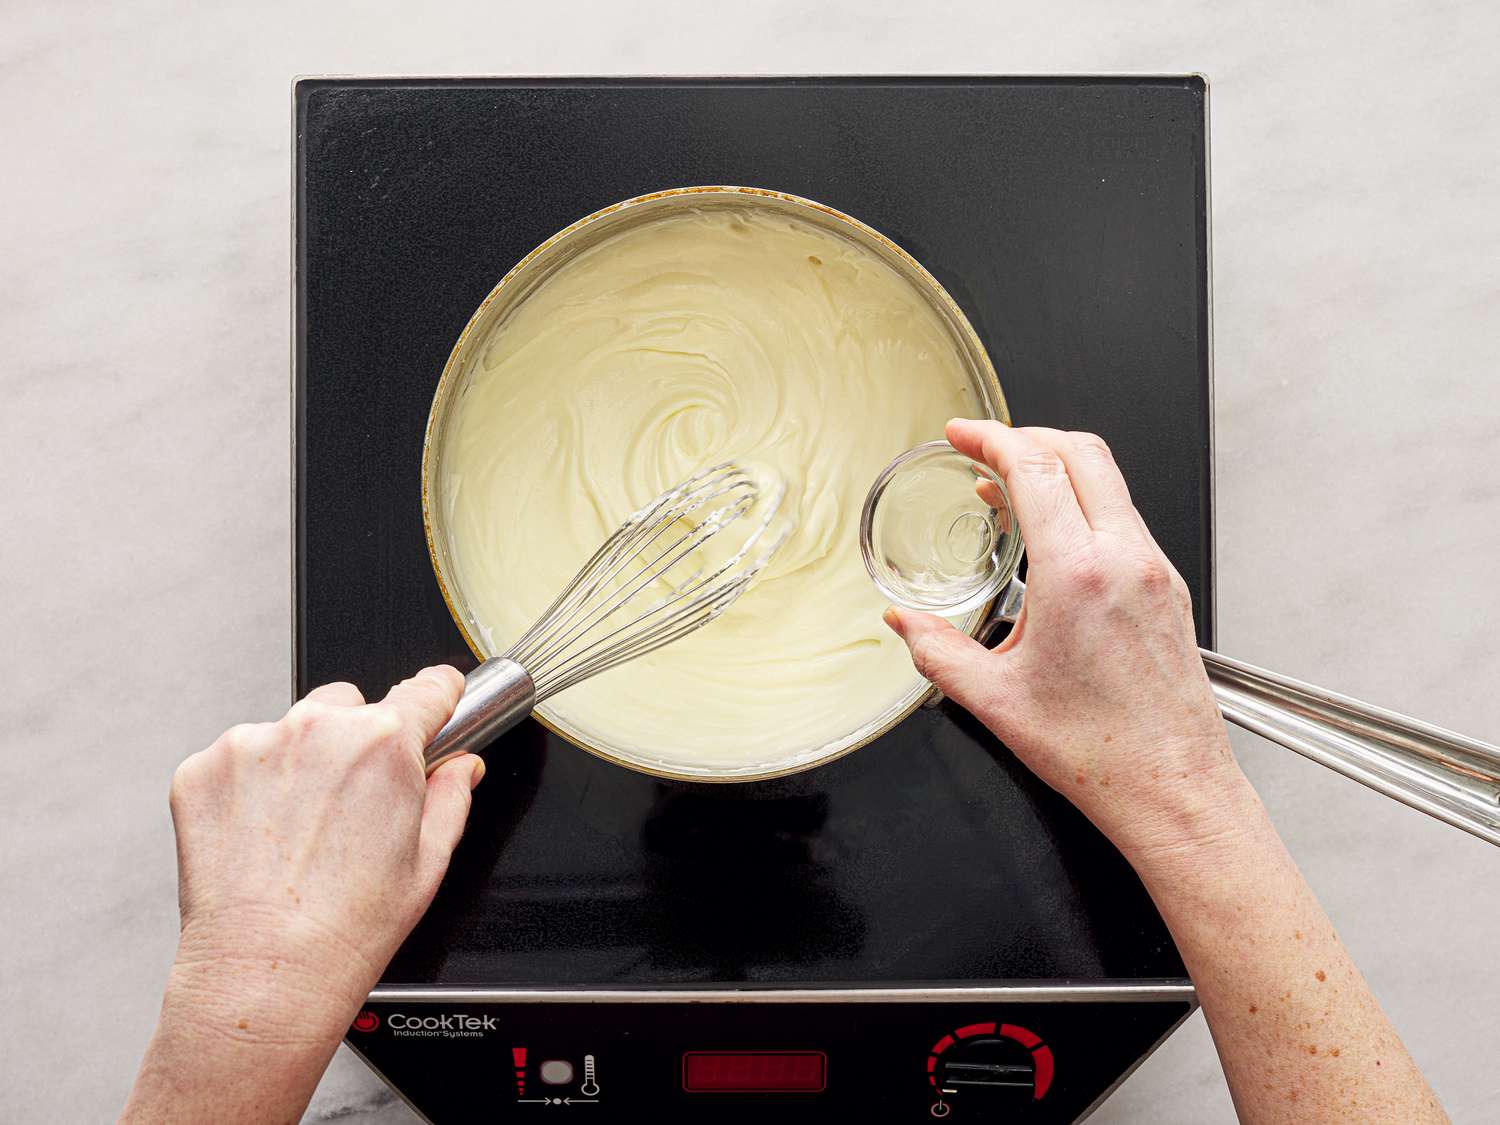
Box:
579 1055 600 1097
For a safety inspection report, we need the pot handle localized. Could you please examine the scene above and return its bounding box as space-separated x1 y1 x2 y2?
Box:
1203 651 1500 846
964 578 1500 847
424 658 537 775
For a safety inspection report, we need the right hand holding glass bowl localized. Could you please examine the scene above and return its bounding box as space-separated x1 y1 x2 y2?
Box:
866 418 1500 849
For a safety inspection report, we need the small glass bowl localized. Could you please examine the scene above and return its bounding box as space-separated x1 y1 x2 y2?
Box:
860 440 1024 616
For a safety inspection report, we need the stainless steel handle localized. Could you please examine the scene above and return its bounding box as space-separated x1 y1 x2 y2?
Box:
1205 651 1500 846
423 657 537 775
987 577 1500 846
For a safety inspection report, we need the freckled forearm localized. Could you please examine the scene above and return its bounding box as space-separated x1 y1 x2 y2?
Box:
1132 799 1446 1124
120 954 366 1125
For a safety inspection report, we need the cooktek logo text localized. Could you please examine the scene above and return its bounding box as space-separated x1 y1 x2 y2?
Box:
368 1012 499 1039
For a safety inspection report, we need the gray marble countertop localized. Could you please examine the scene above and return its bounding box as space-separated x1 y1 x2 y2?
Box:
3 2 1497 1122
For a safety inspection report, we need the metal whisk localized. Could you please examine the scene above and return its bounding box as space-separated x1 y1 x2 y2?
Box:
424 461 790 774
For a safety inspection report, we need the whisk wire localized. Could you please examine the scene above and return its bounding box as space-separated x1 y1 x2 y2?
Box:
536 576 753 697
530 482 753 667
501 461 789 701
504 464 745 662
522 504 760 691
513 468 755 680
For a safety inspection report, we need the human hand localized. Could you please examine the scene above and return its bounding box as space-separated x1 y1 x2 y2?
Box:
884 419 1249 862
123 667 480 1124
166 666 480 1024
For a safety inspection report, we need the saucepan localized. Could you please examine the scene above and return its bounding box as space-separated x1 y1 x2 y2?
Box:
421 186 1008 783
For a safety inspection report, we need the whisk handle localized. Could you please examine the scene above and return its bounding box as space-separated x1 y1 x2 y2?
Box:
424 658 537 775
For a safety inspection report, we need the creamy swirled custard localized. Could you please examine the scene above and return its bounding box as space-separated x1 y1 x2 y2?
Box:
440 204 980 775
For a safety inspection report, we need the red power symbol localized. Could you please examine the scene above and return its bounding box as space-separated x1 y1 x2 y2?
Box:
513 1047 527 1096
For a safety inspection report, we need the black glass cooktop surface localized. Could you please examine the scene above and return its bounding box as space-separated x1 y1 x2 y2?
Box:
294 77 1211 989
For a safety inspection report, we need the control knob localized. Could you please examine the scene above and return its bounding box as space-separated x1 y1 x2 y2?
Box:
926 1021 1054 1117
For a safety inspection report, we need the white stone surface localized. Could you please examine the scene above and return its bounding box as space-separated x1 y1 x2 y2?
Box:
1 1 1497 1122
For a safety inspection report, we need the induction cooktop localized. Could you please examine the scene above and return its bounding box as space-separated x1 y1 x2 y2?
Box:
294 76 1213 1124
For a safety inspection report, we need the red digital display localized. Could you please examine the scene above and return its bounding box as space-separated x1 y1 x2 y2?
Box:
682 1051 827 1093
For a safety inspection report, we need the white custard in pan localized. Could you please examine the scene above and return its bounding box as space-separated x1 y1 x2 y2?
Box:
440 204 981 775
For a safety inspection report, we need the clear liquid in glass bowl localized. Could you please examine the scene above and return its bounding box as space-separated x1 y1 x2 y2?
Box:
860 441 1024 616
